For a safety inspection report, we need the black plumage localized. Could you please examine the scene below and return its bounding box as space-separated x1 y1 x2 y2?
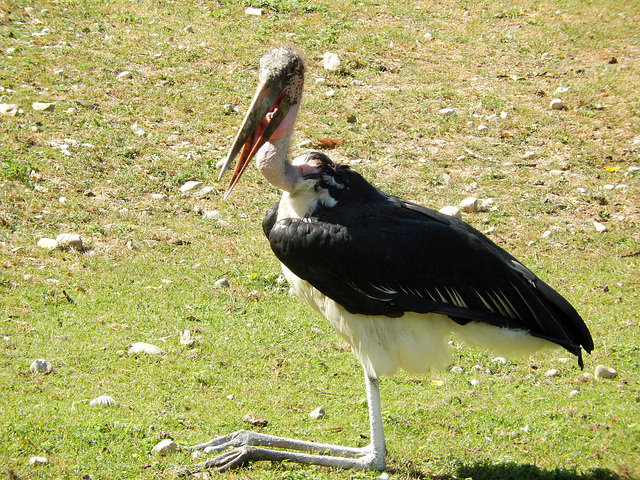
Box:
263 152 593 367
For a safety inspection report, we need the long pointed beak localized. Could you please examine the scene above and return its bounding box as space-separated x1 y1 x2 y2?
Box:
218 80 293 200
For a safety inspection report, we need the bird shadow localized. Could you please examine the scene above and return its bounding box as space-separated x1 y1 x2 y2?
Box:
394 461 629 480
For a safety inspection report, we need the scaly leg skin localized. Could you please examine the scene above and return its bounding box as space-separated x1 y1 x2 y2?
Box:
173 372 386 475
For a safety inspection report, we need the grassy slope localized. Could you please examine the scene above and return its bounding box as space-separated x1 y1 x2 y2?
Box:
1 0 639 479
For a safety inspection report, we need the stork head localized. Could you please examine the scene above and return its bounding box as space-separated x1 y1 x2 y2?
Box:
218 47 305 198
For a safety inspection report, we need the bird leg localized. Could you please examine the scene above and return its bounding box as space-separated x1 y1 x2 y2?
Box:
174 371 386 474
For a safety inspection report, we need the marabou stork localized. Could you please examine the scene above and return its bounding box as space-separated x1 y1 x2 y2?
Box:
186 46 593 473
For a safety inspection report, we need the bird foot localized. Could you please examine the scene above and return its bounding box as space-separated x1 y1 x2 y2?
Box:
171 430 385 474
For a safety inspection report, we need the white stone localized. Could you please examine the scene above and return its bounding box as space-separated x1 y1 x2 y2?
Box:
554 86 570 94
500 111 508 119
128 342 166 355
89 395 118 406
459 197 479 213
492 357 507 365
152 439 180 455
214 278 230 287
569 389 580 397
593 221 607 233
614 184 628 190
550 98 564 110
450 366 464 374
37 238 59 250
245 7 262 15
628 166 640 173
32 102 55 112
180 181 203 192
545 369 559 377
30 359 53 374
439 107 456 116
56 233 82 250
203 210 223 220
314 77 326 86
196 186 216 198
522 151 536 160
117 71 132 80
594 364 617 380
423 32 433 40
486 113 498 122
151 193 167 199
470 378 480 386
477 125 488 132
0 103 19 116
309 407 325 419
479 198 494 211
28 456 49 465
542 230 552 238
439 205 461 219
323 52 342 72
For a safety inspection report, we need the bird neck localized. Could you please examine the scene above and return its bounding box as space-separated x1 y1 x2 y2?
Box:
256 104 302 193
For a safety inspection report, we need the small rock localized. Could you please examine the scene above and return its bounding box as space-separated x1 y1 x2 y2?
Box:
214 278 230 287
593 221 608 233
479 198 494 212
184 25 194 33
117 71 132 80
542 230 552 238
545 369 559 377
554 86 570 94
469 378 480 386
549 169 564 176
180 180 203 192
522 151 537 160
423 32 433 40
89 395 118 407
450 366 464 374
614 184 628 190
550 98 565 110
245 6 262 15
569 389 580 397
477 124 488 132
30 359 53 374
500 111 508 119
242 413 268 426
128 342 166 355
0 103 19 116
492 357 507 365
323 52 342 72
152 439 180 456
309 407 325 419
56 233 83 250
28 456 49 465
594 364 617 380
32 102 55 112
486 113 498 122
196 186 217 198
37 238 59 250
628 166 640 174
439 107 456 116
126 239 139 251
459 197 479 213
325 88 335 97
151 193 167 200
179 330 196 347
439 205 461 219
314 77 326 86
203 210 223 220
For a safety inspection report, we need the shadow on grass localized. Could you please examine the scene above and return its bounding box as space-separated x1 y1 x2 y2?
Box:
401 462 630 480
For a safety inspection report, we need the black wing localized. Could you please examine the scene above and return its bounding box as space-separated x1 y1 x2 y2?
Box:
265 188 593 365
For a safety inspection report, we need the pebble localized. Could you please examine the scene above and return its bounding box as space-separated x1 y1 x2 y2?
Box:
450 366 464 374
89 395 118 407
180 180 203 192
323 52 342 72
545 369 559 377
37 238 59 250
151 193 167 200
491 357 507 365
486 113 498 122
152 439 180 456
245 6 262 15
314 77 326 86
569 389 580 397
423 32 433 40
0 103 19 116
203 210 223 220
439 107 456 116
593 221 608 233
214 278 230 287
554 86 570 94
550 98 565 110
594 364 617 380
184 25 194 33
542 230 552 238
309 407 325 419
522 151 537 160
128 342 166 355
28 456 49 465
117 71 132 80
196 186 217 198
30 359 53 374
56 233 83 250
179 330 196 347
477 124 488 132
470 378 480 386
459 197 479 213
439 205 462 219
32 102 55 112
479 198 494 211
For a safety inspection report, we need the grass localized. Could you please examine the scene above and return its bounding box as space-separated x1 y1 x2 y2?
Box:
1 0 639 479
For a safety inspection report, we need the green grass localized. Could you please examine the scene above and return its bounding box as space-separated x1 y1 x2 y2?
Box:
1 0 639 478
